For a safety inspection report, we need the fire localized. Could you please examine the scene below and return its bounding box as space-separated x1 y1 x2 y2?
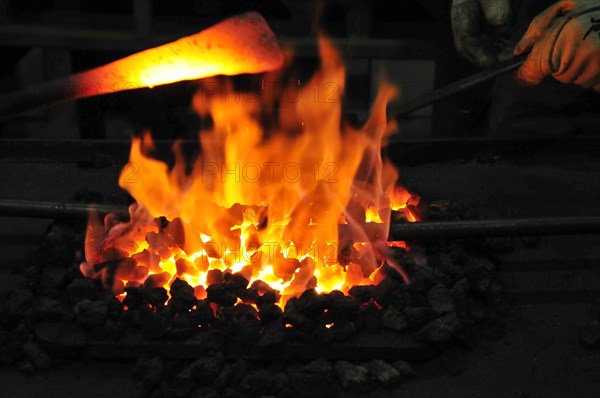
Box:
80 36 419 307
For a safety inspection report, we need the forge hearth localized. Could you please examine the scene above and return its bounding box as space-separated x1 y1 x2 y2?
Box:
0 192 511 396
3 137 600 397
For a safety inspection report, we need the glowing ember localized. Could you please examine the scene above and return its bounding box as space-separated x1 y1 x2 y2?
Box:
80 36 419 307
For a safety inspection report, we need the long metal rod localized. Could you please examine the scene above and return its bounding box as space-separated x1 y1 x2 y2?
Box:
0 12 283 120
386 217 600 240
388 57 525 118
2 199 599 239
0 199 128 219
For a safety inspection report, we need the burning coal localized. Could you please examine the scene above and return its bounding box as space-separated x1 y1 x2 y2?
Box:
80 36 419 307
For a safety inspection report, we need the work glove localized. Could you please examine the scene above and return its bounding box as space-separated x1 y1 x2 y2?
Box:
451 0 514 67
514 0 600 91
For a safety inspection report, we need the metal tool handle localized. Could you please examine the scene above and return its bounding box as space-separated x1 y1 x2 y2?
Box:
388 57 526 118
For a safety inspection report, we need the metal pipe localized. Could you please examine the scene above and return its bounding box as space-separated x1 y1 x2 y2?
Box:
2 199 599 239
0 199 128 219
385 217 600 240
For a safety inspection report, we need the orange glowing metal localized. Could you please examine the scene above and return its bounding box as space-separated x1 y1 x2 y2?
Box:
75 12 283 94
0 12 282 120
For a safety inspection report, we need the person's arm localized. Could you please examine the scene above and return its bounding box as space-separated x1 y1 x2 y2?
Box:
514 0 600 91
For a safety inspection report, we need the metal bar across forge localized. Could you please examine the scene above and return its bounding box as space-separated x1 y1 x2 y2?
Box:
2 199 600 240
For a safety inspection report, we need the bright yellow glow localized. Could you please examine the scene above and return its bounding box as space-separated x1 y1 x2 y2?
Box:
74 12 283 95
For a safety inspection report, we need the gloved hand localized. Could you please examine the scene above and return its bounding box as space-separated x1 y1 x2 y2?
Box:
451 0 514 67
514 0 600 91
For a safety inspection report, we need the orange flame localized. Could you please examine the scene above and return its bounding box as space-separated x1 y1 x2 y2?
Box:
81 36 419 306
